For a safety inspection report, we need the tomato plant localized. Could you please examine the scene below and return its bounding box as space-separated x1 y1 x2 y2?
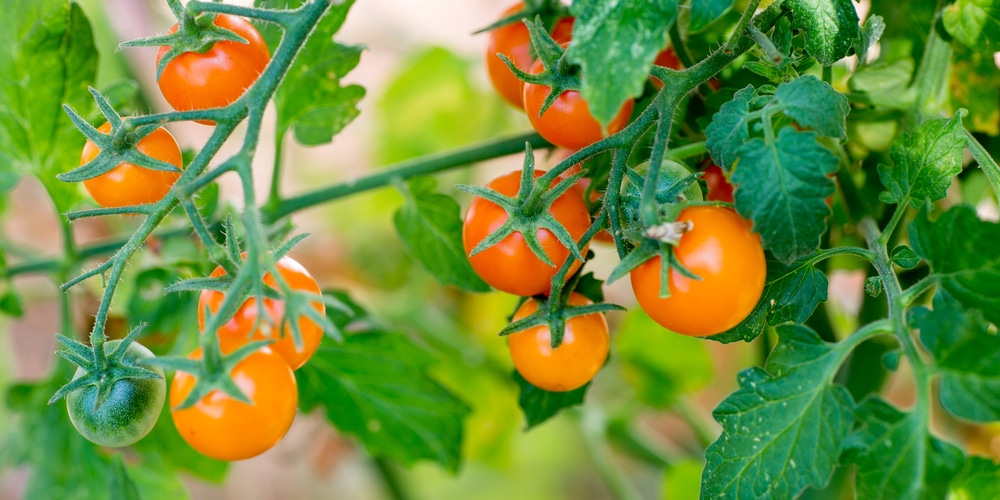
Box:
155 13 270 123
169 339 298 461
79 123 183 208
507 292 609 392
198 255 325 370
65 340 165 448
701 162 734 203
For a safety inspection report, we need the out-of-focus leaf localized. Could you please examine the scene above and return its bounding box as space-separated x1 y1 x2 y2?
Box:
951 44 1000 135
944 0 1000 52
690 0 732 32
948 456 1000 499
514 371 588 429
877 115 966 207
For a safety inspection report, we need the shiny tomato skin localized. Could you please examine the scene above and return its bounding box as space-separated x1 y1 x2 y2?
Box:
66 340 166 447
508 292 609 392
170 339 297 461
198 255 325 370
485 3 574 108
156 14 270 123
523 59 633 150
702 163 735 203
463 169 591 297
80 123 183 208
630 206 765 336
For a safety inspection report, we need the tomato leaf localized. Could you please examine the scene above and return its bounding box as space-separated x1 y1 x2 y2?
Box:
709 256 829 343
732 127 838 264
296 332 471 471
911 290 1000 422
843 397 965 499
702 325 854 498
256 0 364 146
878 115 966 207
394 177 490 292
108 457 141 500
566 0 678 126
690 0 732 32
952 44 1000 135
943 0 1000 52
514 371 588 429
615 308 711 408
0 0 97 212
948 456 1000 499
909 205 1000 324
788 0 860 65
774 76 850 141
705 85 755 171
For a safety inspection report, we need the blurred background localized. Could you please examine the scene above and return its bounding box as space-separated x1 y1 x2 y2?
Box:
2 0 997 499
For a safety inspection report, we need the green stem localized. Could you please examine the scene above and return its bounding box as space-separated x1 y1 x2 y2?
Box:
674 396 718 450
909 5 952 124
372 457 409 500
576 408 643 500
899 275 936 308
267 126 288 210
878 204 908 246
964 127 1000 199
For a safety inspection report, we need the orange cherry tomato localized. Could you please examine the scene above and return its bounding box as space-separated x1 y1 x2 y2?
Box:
508 292 609 391
702 163 735 203
523 58 634 150
463 169 591 296
630 206 765 336
199 255 325 370
156 14 270 124
170 338 297 461
79 123 183 208
485 3 574 108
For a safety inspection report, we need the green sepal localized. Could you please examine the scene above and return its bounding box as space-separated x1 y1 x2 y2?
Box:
499 295 622 350
152 337 275 411
120 11 251 81
163 276 233 294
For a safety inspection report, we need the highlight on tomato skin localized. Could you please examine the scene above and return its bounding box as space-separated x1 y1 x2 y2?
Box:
169 338 298 462
522 58 634 150
630 206 765 337
485 2 574 109
462 169 591 296
507 292 610 392
79 123 184 208
155 14 271 124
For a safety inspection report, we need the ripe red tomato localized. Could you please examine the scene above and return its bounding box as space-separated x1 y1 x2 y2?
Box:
463 169 591 296
199 255 325 370
79 123 183 208
523 59 634 150
156 14 270 123
702 163 734 203
630 206 765 336
507 292 609 391
485 3 574 108
170 338 297 461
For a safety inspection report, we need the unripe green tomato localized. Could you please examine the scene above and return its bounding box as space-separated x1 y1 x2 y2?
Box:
66 340 166 447
635 159 704 203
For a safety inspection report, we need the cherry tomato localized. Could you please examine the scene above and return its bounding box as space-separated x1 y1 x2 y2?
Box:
630 206 765 336
156 14 270 124
463 169 591 296
485 3 574 108
66 340 165 447
79 123 183 208
702 163 734 203
170 338 297 461
199 255 325 370
523 59 634 150
507 292 609 392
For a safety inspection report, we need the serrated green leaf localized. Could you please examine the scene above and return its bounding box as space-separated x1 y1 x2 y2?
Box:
710 257 829 343
844 397 964 500
702 325 855 498
566 0 678 125
912 290 1000 422
788 0 860 65
513 370 587 429
0 0 97 212
690 0 732 32
296 332 471 471
849 58 916 109
877 115 965 207
948 456 1000 500
890 245 921 269
615 308 711 408
774 76 850 140
732 128 837 264
706 85 756 170
261 0 365 146
910 205 1000 324
394 177 490 292
944 0 1000 52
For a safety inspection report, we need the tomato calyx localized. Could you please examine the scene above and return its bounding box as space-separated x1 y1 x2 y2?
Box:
498 18 582 114
49 323 164 408
458 145 588 267
500 290 623 349
121 7 254 80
